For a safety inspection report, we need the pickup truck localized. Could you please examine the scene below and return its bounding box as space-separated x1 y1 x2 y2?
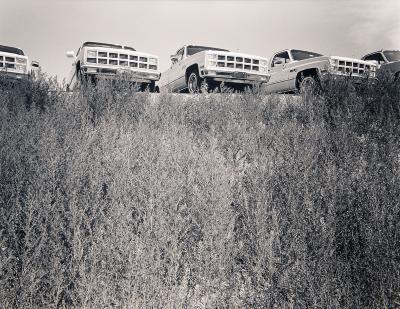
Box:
0 44 39 81
265 49 377 94
158 45 270 93
362 50 400 79
66 42 160 91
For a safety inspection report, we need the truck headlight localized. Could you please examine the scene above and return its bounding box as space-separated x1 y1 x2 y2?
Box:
148 73 159 79
260 60 268 67
208 54 218 60
87 50 97 58
328 58 337 72
17 58 27 64
328 58 337 66
149 58 158 65
86 67 97 73
16 64 25 71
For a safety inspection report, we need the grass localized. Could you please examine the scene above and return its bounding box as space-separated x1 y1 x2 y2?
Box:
0 73 399 308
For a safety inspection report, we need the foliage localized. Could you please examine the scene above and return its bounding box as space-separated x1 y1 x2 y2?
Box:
1 74 399 308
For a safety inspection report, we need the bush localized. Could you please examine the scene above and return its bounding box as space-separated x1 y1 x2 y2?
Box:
0 74 399 308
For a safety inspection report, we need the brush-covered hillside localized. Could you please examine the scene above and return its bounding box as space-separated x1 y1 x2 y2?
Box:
1 74 400 308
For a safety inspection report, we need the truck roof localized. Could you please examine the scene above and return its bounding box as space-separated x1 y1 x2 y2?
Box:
361 50 384 59
82 42 136 51
187 45 229 52
362 50 400 57
0 45 25 55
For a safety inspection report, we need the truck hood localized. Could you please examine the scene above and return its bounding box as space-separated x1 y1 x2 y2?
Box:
205 50 268 62
204 50 268 74
291 55 373 67
380 60 400 74
290 55 330 65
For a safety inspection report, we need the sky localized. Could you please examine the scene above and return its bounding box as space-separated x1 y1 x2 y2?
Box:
1 0 399 82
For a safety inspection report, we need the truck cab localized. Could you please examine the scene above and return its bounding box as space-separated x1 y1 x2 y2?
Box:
158 45 270 93
66 42 160 91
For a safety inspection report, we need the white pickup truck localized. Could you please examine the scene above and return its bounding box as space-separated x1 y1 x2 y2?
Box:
66 42 160 91
158 45 270 93
0 45 39 81
362 50 400 79
265 49 377 94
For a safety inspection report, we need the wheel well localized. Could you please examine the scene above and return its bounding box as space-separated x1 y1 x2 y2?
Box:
185 64 200 83
296 68 319 89
75 61 82 81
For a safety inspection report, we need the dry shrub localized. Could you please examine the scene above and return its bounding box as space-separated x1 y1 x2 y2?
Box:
0 74 399 308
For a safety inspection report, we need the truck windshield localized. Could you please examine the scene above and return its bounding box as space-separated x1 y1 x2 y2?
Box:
291 49 322 61
383 50 400 62
187 46 229 56
0 45 24 55
82 42 136 51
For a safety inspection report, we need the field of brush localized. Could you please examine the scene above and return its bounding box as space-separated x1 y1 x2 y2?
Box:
1 74 400 308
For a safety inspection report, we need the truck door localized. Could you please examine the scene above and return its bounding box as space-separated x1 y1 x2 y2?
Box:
266 51 291 93
168 47 186 92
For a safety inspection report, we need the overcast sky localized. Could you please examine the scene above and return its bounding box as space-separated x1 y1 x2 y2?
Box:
1 0 399 81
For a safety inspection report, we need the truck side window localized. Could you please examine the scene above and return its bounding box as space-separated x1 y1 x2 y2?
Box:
272 51 290 67
364 53 386 64
176 48 184 61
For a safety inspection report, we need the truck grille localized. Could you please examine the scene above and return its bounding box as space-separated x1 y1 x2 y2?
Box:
212 54 267 73
86 49 158 71
0 55 15 69
0 54 27 73
331 57 376 77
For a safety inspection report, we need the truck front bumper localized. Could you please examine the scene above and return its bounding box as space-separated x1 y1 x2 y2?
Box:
82 66 160 83
201 69 270 84
320 71 375 84
0 71 30 81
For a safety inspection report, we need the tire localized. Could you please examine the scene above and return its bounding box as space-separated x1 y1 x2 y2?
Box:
139 81 156 92
187 69 203 94
149 80 156 93
76 62 83 83
299 75 319 95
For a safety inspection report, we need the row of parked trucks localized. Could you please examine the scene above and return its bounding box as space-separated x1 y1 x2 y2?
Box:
1 42 399 94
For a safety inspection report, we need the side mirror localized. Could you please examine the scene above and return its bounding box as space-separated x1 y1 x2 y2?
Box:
31 61 40 68
273 59 283 66
170 55 178 64
66 51 75 58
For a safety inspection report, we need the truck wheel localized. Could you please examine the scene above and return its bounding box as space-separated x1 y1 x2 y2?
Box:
149 81 156 92
299 75 319 95
187 70 202 94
